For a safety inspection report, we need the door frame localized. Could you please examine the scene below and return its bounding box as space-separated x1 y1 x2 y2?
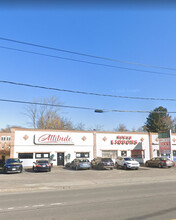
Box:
57 152 65 166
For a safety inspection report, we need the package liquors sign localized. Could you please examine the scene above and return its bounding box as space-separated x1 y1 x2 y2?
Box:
34 133 74 145
158 130 171 154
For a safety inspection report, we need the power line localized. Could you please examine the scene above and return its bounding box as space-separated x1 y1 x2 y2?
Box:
0 45 176 77
1 80 176 102
0 97 176 114
0 36 175 71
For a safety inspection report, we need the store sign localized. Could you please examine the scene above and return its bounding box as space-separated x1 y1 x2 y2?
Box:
158 130 171 154
34 134 74 145
111 136 138 145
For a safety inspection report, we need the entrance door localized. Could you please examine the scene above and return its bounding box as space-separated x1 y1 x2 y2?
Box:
57 153 64 166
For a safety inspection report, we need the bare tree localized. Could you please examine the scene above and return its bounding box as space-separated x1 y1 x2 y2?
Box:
25 104 38 128
88 124 104 131
25 96 74 130
136 126 147 132
1 125 23 132
114 124 128 132
74 122 85 131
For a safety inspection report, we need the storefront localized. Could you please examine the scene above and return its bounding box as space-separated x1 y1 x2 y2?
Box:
96 132 150 163
12 129 94 167
151 133 176 160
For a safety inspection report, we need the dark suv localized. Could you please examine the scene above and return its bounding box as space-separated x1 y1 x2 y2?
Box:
91 157 114 170
3 158 23 174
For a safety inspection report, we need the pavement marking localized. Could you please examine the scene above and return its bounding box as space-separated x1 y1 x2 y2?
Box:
32 204 45 207
1 203 62 212
50 203 62 206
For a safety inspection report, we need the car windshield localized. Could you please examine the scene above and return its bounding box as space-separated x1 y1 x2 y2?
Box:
101 158 112 162
124 158 135 161
37 161 49 164
6 159 20 163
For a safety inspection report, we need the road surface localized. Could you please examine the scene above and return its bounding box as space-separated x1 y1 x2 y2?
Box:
1 180 176 220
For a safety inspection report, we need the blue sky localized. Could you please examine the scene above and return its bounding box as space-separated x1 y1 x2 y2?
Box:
0 6 176 131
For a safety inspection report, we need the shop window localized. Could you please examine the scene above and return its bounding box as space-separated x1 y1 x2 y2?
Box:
76 152 89 158
173 151 176 157
157 150 160 157
35 153 50 159
131 150 144 159
1 136 6 141
102 150 118 159
121 151 127 157
18 153 33 159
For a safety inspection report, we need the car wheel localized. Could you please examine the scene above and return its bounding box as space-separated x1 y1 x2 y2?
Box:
158 163 162 168
145 162 149 167
98 164 103 170
124 164 127 170
3 169 7 174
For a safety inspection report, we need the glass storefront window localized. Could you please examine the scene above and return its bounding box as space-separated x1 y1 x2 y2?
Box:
131 150 144 159
173 151 176 157
35 153 50 159
18 153 33 159
76 152 89 158
121 151 127 157
102 150 118 159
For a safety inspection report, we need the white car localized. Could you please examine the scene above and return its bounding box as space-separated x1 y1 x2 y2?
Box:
115 157 140 170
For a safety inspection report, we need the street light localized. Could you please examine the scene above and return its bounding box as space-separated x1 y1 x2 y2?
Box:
94 109 104 113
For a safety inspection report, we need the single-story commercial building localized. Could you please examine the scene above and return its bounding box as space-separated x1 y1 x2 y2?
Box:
1 128 176 166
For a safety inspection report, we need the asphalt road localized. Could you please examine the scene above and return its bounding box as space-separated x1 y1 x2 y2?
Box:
1 181 176 220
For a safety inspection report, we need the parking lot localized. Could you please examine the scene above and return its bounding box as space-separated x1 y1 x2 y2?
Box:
0 166 176 194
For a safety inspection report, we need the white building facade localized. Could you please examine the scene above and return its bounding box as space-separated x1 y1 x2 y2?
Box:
6 128 176 167
12 129 94 167
96 132 150 164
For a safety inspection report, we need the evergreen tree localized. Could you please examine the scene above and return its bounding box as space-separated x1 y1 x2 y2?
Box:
144 106 173 132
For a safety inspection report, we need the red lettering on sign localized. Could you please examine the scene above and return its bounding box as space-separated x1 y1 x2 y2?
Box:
111 136 138 145
38 134 72 144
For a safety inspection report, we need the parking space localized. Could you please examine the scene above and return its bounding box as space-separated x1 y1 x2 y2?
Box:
0 165 176 187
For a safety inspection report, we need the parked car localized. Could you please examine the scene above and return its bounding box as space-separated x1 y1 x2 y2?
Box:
3 158 23 174
33 160 51 172
91 157 114 170
145 157 174 168
65 162 71 168
70 159 91 170
115 157 140 170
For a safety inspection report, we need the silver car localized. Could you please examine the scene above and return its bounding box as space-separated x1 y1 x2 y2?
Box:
145 157 174 168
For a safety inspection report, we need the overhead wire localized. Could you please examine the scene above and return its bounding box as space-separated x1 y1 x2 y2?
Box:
0 98 176 114
0 45 176 77
0 36 175 71
0 80 176 102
